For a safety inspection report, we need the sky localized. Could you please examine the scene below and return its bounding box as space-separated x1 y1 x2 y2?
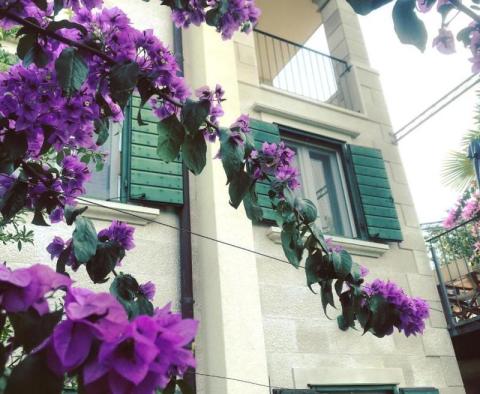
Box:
358 5 478 224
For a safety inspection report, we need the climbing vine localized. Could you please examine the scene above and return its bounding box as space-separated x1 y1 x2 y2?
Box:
0 1 429 393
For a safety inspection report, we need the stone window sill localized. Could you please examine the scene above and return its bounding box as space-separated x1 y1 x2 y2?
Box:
266 227 389 258
77 198 160 226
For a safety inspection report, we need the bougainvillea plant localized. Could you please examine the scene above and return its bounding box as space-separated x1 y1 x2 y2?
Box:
0 0 429 393
347 0 480 73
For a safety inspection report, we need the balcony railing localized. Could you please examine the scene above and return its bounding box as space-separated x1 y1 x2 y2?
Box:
424 217 480 335
253 29 353 110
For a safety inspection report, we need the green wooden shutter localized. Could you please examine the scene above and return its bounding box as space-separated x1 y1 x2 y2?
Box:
399 389 439 394
250 119 281 222
123 96 184 205
348 145 402 242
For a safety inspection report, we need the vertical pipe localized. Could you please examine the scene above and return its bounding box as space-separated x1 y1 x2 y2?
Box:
173 25 196 393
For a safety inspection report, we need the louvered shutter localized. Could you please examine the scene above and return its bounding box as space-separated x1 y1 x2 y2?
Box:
348 145 402 242
399 389 439 394
123 96 183 205
250 119 281 222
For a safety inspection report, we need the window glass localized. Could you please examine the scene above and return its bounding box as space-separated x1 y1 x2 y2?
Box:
287 139 355 238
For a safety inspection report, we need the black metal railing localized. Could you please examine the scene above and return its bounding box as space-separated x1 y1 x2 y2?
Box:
424 217 480 334
253 29 353 110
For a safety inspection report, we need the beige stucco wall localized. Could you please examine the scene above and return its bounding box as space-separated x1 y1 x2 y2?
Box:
232 0 465 393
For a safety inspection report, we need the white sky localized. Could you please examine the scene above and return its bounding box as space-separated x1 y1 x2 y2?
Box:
358 5 478 224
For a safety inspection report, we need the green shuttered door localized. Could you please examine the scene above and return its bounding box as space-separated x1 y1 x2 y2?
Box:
349 145 402 241
250 119 281 222
124 96 184 205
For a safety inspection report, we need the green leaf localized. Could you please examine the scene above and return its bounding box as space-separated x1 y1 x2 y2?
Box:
331 250 353 279
72 217 98 264
64 205 88 225
181 99 211 135
177 380 194 394
23 43 49 68
392 0 427 51
16 34 36 60
94 117 110 146
297 198 317 224
0 132 27 174
0 180 28 222
243 186 263 222
320 279 335 315
47 20 87 36
32 208 49 226
55 47 88 95
157 115 186 162
162 378 177 394
346 0 393 15
109 61 140 108
110 274 154 319
53 0 64 15
182 130 207 175
307 223 329 254
136 77 157 126
220 129 246 182
33 0 48 10
305 254 320 292
5 353 63 394
228 170 252 209
86 240 123 284
334 279 344 297
280 226 304 268
9 309 63 352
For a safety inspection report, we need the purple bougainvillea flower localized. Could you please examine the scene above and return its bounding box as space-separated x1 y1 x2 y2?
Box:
139 281 156 301
432 28 455 54
417 0 436 13
0 264 71 314
365 279 429 336
98 220 135 251
46 236 65 260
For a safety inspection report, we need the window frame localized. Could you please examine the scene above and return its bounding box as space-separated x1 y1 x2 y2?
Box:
308 385 399 394
279 124 369 240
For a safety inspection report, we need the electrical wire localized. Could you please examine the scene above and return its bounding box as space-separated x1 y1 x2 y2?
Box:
75 196 301 269
394 74 480 142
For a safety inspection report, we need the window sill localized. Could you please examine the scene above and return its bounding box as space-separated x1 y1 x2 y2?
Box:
266 227 389 258
77 198 160 226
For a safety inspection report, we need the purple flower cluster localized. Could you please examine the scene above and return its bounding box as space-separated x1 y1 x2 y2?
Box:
442 189 480 229
171 0 260 39
249 142 300 190
98 220 136 251
0 155 91 223
47 221 135 270
195 84 225 141
0 65 100 156
432 28 455 54
41 288 197 393
365 279 429 336
0 263 71 315
325 237 344 253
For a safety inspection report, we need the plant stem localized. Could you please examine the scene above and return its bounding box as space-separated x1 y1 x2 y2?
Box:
0 10 220 131
449 0 480 24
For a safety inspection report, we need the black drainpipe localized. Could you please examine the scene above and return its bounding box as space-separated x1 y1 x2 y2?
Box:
173 26 196 393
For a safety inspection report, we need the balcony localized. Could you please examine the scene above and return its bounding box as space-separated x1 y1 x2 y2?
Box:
425 217 480 336
253 29 353 111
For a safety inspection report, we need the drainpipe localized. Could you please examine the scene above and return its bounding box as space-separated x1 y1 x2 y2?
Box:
173 25 196 393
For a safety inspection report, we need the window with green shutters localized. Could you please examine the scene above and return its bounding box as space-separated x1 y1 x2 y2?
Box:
121 96 184 205
249 119 403 243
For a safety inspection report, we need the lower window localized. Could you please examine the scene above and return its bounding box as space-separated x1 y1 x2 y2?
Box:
309 385 397 394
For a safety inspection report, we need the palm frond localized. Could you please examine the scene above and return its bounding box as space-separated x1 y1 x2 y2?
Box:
441 150 476 192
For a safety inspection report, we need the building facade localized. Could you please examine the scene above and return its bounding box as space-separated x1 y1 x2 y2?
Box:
1 0 467 393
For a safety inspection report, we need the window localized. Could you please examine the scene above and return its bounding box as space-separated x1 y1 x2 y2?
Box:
309 385 397 394
285 137 356 238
